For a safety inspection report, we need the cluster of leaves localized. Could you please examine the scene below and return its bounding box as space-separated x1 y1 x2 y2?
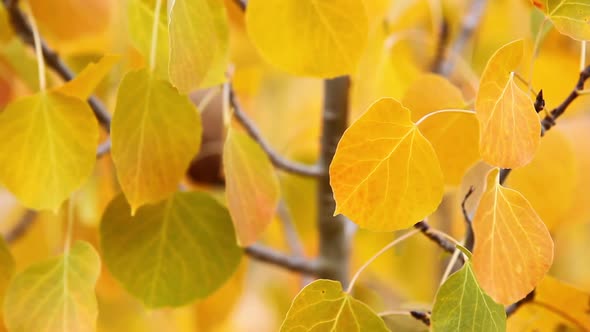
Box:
0 0 589 331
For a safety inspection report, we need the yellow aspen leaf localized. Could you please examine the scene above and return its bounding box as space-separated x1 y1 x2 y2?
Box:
475 39 540 169
57 55 120 100
29 0 112 41
557 116 590 225
111 69 202 213
534 0 590 41
0 238 15 304
3 241 100 332
472 169 554 305
507 129 576 230
100 192 242 308
169 0 229 92
417 111 480 186
432 260 506 331
0 91 99 211
223 128 280 246
330 98 444 231
508 276 590 331
280 279 389 331
128 0 169 78
402 73 466 122
245 0 369 78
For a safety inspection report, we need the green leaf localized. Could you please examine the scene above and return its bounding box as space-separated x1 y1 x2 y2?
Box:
168 0 229 91
100 191 242 308
127 0 169 78
111 69 202 213
537 0 590 41
431 261 506 332
280 279 389 332
0 238 15 303
3 241 101 332
0 91 99 211
223 128 280 246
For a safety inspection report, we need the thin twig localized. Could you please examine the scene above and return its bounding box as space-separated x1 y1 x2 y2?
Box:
437 0 487 76
410 310 431 326
461 186 475 251
413 221 457 256
244 244 319 275
3 209 36 243
506 289 536 317
228 84 323 177
2 0 112 131
96 139 111 158
232 0 246 11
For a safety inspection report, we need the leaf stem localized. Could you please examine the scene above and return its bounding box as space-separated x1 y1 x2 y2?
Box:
580 41 586 72
149 0 163 72
64 198 75 253
347 229 420 293
28 12 46 91
415 109 476 126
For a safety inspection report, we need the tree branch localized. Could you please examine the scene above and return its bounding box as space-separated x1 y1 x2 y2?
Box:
461 186 475 251
506 289 535 317
244 244 319 275
2 0 112 132
3 209 36 243
228 85 323 177
414 221 460 258
317 76 352 287
232 0 246 11
437 0 488 76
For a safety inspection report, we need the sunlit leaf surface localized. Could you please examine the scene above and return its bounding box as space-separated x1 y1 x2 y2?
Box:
535 0 590 40
169 0 229 91
0 91 99 211
280 279 389 331
58 55 120 100
111 69 202 212
472 170 554 305
402 73 466 122
475 39 540 168
330 98 443 231
3 241 100 332
223 128 280 246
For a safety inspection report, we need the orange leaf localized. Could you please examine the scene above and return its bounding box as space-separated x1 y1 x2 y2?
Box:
472 169 554 305
330 98 444 231
475 40 540 168
402 73 466 123
223 128 280 246
57 55 120 100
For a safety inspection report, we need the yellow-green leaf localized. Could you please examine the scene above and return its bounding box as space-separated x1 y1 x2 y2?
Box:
111 69 202 212
3 241 100 332
280 279 389 332
128 0 169 78
417 111 480 186
330 98 444 231
169 0 229 91
475 39 540 168
535 0 590 41
246 0 369 77
100 192 242 308
58 54 120 100
472 169 554 305
0 238 15 304
432 260 506 332
223 128 280 246
0 91 99 211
